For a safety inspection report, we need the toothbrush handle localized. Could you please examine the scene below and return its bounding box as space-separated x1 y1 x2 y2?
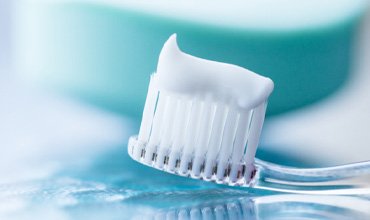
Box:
252 159 370 195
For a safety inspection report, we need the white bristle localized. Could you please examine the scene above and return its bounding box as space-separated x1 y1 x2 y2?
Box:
244 102 267 182
203 104 228 179
229 110 253 182
167 98 192 171
216 108 239 181
134 75 158 160
155 95 178 168
129 74 269 186
137 75 158 143
179 100 203 174
244 104 266 164
143 91 167 164
192 99 215 177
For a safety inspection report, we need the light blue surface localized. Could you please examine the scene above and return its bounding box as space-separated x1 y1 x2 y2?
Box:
1 145 370 219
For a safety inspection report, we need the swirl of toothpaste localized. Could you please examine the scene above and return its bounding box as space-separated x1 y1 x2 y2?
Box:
156 34 274 109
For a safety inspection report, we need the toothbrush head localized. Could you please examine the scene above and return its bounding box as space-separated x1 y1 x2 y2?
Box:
128 34 273 187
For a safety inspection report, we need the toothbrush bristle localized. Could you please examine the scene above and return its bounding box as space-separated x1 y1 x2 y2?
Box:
128 74 268 187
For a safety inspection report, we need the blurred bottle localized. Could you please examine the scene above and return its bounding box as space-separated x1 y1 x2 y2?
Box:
12 0 370 117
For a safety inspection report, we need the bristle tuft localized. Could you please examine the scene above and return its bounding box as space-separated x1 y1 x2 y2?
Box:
129 74 268 186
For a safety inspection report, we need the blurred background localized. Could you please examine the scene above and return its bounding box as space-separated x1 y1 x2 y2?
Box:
1 0 370 219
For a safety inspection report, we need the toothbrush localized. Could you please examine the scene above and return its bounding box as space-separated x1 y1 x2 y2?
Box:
128 34 370 195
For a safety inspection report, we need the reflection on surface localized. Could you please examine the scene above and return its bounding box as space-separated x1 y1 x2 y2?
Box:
1 176 370 220
143 195 370 220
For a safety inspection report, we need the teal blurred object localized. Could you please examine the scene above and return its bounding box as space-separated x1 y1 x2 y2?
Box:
13 0 368 116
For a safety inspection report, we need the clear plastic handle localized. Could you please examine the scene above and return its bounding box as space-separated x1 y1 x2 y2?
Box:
252 159 370 195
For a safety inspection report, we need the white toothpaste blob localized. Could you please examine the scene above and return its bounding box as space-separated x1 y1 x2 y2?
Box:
156 34 274 109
